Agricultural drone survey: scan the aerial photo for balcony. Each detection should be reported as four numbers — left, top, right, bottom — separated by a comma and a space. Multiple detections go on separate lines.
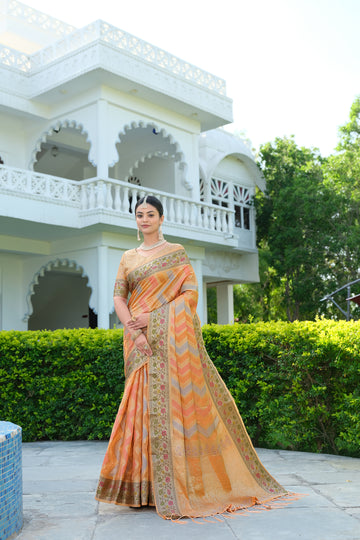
0, 19, 232, 130
0, 166, 243, 248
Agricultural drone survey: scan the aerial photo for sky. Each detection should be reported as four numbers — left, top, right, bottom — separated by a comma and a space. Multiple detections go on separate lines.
21, 0, 360, 156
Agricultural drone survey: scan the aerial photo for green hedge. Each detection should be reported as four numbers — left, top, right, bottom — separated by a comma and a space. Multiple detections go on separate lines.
1, 320, 359, 456
0, 329, 124, 441
203, 319, 360, 457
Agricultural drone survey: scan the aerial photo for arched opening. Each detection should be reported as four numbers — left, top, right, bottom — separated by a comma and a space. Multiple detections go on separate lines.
110, 123, 187, 193
33, 124, 96, 181
199, 156, 254, 232
28, 265, 94, 330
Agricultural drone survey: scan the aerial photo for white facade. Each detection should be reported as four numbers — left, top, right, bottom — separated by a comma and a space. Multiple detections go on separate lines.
0, 0, 264, 330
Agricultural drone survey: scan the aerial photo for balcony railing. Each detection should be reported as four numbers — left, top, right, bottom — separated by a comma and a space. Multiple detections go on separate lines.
0, 17, 226, 95
0, 166, 234, 236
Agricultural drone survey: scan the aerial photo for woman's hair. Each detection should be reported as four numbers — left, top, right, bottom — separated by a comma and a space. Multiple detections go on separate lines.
135, 195, 164, 217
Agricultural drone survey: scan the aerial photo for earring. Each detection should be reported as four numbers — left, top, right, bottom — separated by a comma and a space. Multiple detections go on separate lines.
158, 224, 164, 241
137, 229, 141, 241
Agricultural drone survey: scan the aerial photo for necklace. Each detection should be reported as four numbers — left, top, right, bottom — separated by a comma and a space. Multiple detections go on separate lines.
139, 239, 166, 251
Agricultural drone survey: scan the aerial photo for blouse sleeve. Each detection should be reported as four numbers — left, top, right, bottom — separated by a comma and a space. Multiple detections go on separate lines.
113, 254, 129, 299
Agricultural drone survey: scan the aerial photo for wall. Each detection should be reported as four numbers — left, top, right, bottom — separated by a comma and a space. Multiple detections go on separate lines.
0, 112, 27, 167
214, 155, 253, 186
0, 254, 27, 330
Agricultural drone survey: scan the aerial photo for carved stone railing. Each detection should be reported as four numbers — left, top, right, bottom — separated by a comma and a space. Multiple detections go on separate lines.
6, 0, 75, 37
0, 166, 81, 203
0, 167, 234, 236
0, 17, 226, 95
0, 46, 31, 72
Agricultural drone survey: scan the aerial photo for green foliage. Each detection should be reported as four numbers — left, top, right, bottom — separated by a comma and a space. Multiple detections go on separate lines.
1, 322, 359, 457
234, 247, 288, 323
202, 319, 360, 457
322, 95, 360, 288
241, 97, 360, 323
255, 136, 339, 321
206, 286, 217, 324
0, 328, 124, 442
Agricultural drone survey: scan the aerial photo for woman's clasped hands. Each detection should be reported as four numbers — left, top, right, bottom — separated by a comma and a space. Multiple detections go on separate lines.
127, 312, 149, 331
127, 313, 152, 356
134, 332, 152, 356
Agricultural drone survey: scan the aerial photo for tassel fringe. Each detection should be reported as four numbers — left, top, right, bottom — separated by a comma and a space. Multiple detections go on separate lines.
167, 491, 306, 525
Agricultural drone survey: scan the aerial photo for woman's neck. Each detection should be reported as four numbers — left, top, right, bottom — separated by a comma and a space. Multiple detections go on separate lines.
141, 234, 161, 247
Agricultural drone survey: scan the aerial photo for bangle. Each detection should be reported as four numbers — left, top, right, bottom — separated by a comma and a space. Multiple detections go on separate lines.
130, 329, 142, 341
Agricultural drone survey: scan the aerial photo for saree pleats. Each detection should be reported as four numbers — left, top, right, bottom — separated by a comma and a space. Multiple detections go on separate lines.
96, 244, 289, 519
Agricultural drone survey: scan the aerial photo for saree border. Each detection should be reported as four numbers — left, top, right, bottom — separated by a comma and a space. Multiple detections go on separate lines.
147, 303, 180, 518
127, 248, 189, 292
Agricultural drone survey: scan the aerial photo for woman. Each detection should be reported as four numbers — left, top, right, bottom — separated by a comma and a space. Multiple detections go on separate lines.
95, 195, 290, 520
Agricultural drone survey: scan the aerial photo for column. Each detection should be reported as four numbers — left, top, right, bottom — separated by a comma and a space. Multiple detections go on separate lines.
97, 245, 109, 328
216, 283, 234, 325
96, 99, 109, 178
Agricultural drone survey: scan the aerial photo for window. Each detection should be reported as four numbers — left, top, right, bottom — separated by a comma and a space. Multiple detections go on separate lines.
210, 178, 229, 208
199, 177, 252, 231
233, 185, 251, 230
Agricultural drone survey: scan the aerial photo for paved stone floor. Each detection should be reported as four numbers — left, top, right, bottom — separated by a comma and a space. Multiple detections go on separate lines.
13, 440, 360, 540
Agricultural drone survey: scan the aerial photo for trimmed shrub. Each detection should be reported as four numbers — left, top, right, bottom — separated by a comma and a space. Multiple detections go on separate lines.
203, 319, 360, 456
1, 320, 359, 456
0, 329, 124, 441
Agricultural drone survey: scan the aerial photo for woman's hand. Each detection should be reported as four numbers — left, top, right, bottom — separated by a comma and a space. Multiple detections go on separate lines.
134, 333, 152, 356
127, 313, 149, 330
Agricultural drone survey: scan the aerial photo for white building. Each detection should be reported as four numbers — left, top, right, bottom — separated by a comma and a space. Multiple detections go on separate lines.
0, 0, 265, 331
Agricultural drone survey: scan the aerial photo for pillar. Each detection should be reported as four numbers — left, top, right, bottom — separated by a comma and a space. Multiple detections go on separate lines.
216, 283, 234, 325
95, 99, 109, 178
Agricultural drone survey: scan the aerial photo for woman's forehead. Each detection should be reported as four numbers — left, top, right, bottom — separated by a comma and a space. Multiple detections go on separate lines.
135, 203, 158, 214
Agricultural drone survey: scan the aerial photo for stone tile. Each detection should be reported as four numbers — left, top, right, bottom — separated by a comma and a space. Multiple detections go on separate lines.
98, 502, 151, 516
225, 506, 360, 540
279, 485, 335, 508
16, 516, 97, 540
16, 442, 360, 540
23, 465, 99, 482
313, 482, 360, 508
300, 470, 360, 485
23, 492, 97, 518
93, 512, 236, 540
22, 479, 97, 494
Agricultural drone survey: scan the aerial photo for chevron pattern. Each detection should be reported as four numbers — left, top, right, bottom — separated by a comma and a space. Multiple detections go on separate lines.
97, 245, 288, 520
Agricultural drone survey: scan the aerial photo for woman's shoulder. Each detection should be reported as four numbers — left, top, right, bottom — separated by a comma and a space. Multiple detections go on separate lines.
122, 247, 138, 257
118, 248, 138, 265
167, 242, 185, 251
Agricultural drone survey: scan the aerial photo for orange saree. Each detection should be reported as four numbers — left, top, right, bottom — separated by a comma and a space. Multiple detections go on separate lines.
95, 243, 289, 519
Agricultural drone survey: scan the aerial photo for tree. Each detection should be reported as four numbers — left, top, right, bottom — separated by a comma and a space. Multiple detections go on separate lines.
233, 246, 287, 322
254, 136, 338, 321
322, 96, 360, 291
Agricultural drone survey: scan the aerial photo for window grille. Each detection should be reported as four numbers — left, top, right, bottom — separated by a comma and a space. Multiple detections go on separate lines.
233, 185, 251, 229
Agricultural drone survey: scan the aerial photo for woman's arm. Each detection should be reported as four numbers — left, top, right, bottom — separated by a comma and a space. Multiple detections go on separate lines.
114, 296, 152, 356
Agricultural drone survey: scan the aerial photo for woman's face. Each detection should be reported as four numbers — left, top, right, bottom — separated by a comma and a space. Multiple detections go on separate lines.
135, 203, 164, 235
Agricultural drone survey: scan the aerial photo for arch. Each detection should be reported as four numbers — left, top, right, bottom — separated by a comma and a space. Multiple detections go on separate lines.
112, 121, 191, 190
29, 119, 94, 170
23, 258, 94, 321
199, 129, 265, 192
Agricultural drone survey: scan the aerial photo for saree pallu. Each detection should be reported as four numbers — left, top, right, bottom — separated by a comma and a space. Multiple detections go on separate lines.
96, 244, 288, 519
